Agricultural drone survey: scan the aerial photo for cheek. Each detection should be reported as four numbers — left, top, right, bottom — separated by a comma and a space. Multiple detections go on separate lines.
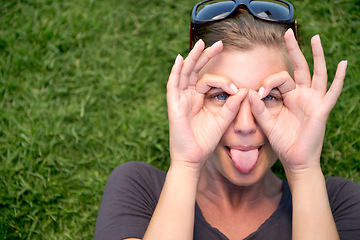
208, 147, 232, 176
264, 102, 284, 116
204, 99, 224, 113
260, 143, 278, 166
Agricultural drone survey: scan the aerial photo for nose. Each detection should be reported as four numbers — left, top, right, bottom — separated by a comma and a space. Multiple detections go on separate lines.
233, 96, 257, 135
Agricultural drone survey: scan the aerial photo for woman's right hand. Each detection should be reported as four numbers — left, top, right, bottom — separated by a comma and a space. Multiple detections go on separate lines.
166, 40, 247, 171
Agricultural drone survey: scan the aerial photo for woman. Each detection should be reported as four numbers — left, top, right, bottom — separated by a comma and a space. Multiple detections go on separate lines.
95, 0, 360, 239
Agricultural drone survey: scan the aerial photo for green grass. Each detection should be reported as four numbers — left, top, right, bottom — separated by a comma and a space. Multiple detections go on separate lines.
0, 0, 359, 239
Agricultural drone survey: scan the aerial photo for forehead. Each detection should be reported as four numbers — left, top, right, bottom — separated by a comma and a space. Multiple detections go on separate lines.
200, 46, 288, 90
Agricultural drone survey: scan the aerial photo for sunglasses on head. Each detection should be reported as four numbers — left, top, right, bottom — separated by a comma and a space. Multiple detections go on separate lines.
190, 0, 296, 48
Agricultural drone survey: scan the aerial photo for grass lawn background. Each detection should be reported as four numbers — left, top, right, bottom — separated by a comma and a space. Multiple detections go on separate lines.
0, 0, 359, 239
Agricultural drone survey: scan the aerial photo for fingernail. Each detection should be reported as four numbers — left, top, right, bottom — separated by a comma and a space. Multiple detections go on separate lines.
212, 40, 222, 47
175, 54, 182, 64
230, 83, 238, 94
194, 39, 204, 48
343, 60, 348, 68
249, 89, 253, 104
286, 28, 294, 35
258, 87, 265, 98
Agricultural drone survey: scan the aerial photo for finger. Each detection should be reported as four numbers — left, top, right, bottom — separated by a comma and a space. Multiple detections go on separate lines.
167, 54, 184, 104
311, 35, 328, 95
178, 39, 205, 90
323, 60, 347, 113
188, 40, 224, 86
214, 88, 248, 132
249, 89, 276, 137
195, 73, 238, 95
258, 71, 295, 99
284, 29, 311, 88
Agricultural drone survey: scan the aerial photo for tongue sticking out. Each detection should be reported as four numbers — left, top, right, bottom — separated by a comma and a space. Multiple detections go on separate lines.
230, 148, 259, 174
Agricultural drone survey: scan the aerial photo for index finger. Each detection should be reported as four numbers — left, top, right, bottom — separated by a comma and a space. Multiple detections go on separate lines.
258, 71, 295, 99
188, 40, 224, 86
195, 73, 238, 95
284, 29, 311, 88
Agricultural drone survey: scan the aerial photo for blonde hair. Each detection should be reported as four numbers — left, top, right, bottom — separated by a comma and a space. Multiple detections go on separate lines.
191, 9, 294, 73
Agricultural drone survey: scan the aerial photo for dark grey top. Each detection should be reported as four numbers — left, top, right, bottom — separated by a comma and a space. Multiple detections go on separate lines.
94, 161, 360, 240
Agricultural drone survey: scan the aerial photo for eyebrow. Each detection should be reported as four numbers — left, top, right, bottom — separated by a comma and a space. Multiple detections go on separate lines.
207, 87, 225, 93
269, 87, 281, 94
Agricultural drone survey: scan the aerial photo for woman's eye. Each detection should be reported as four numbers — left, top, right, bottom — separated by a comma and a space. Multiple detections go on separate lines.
260, 90, 283, 114
205, 88, 230, 107
215, 93, 229, 101
262, 95, 276, 102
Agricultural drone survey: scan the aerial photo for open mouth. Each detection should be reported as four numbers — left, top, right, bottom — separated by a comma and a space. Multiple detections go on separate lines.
226, 146, 262, 174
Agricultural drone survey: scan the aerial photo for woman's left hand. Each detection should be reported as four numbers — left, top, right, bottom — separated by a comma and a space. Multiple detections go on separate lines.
249, 29, 347, 177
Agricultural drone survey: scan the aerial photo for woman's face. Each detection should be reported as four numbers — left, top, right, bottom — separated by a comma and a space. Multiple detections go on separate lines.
200, 46, 288, 186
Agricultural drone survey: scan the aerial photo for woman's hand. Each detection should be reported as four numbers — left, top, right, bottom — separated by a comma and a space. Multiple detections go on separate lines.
249, 29, 348, 177
167, 40, 247, 171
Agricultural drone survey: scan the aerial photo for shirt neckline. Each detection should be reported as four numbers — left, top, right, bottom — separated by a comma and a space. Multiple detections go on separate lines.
194, 179, 291, 240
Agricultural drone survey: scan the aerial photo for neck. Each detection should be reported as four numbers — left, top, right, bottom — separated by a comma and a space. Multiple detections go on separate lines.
196, 161, 283, 212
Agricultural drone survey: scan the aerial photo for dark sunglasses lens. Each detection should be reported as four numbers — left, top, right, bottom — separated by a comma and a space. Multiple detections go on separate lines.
249, 0, 290, 20
195, 0, 236, 21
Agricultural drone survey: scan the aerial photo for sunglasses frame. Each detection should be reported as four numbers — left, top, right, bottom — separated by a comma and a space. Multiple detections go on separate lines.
190, 0, 297, 49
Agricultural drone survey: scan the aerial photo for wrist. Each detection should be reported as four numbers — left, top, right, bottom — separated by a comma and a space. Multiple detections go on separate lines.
284, 164, 324, 190
169, 149, 207, 173
168, 160, 203, 183
283, 161, 323, 185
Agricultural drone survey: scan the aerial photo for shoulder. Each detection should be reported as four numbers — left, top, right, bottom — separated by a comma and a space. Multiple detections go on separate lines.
107, 161, 166, 195
325, 176, 360, 210
95, 162, 167, 240
325, 176, 360, 202
109, 161, 165, 180
325, 177, 360, 238
325, 176, 360, 188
